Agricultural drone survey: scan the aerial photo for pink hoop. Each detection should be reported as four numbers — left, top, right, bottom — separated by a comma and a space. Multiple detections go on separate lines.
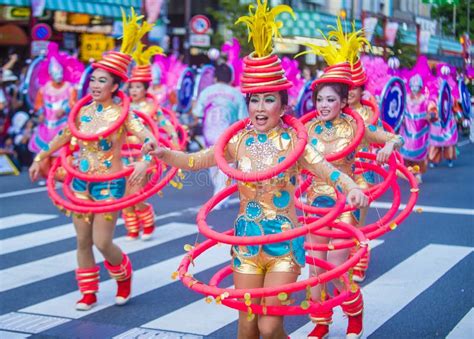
68, 91, 130, 141
214, 115, 308, 182
299, 107, 365, 162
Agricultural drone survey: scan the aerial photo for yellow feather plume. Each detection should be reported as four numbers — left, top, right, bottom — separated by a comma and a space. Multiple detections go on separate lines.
235, 0, 295, 58
296, 17, 370, 66
119, 7, 152, 55
132, 41, 164, 66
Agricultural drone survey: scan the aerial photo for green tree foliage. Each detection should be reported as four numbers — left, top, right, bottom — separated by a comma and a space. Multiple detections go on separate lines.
431, 0, 474, 38
207, 0, 252, 55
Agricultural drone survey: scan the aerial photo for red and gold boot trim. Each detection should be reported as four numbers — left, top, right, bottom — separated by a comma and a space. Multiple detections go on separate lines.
75, 266, 99, 311
104, 253, 132, 305
136, 204, 155, 241
123, 211, 140, 240
342, 289, 364, 338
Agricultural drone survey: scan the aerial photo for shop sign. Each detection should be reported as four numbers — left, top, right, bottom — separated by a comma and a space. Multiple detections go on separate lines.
31, 40, 50, 57
190, 33, 210, 47
80, 34, 115, 62
5, 6, 30, 20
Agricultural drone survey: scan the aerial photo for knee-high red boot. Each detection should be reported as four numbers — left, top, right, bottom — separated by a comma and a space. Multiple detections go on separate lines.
104, 253, 132, 305
341, 289, 364, 339
75, 266, 100, 311
136, 204, 155, 241
307, 309, 333, 339
123, 211, 140, 240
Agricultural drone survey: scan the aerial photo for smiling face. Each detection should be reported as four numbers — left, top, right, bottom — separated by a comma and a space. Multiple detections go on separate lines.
129, 82, 147, 102
89, 68, 118, 103
348, 86, 363, 106
248, 91, 285, 132
315, 85, 347, 121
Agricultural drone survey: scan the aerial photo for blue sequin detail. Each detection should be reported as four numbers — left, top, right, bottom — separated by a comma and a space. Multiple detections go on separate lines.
245, 201, 262, 220
99, 139, 112, 151
336, 185, 343, 193
330, 171, 341, 182
79, 159, 90, 172
352, 209, 361, 222
96, 104, 103, 112
311, 138, 318, 146
368, 124, 377, 132
144, 154, 152, 162
58, 129, 64, 135
144, 137, 150, 143
273, 190, 290, 209
278, 156, 286, 163
363, 171, 376, 184
245, 137, 255, 147
233, 256, 242, 268
281, 132, 290, 140
103, 160, 112, 169
277, 157, 286, 178
346, 150, 355, 161
315, 125, 323, 134
311, 195, 336, 208
351, 164, 356, 172
41, 144, 50, 151
377, 120, 383, 127
257, 134, 267, 143
290, 176, 296, 185
325, 121, 333, 129
233, 216, 261, 256
160, 120, 166, 126
80, 116, 92, 123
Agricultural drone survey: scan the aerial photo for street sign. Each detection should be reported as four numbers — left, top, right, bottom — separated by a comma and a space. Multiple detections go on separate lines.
189, 34, 210, 47
31, 23, 52, 41
190, 15, 211, 34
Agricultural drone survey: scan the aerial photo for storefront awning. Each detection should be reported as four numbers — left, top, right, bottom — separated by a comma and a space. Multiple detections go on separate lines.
0, 0, 142, 18
0, 23, 28, 45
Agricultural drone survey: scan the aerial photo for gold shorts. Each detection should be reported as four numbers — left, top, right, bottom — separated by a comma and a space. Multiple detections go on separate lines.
232, 251, 301, 275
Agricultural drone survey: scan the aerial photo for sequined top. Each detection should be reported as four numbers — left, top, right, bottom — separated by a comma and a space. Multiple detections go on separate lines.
306, 113, 403, 202
130, 98, 178, 146
161, 123, 359, 264
35, 101, 154, 176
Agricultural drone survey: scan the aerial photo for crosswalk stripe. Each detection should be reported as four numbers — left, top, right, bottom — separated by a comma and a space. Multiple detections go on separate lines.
0, 214, 58, 231
20, 244, 231, 320
0, 186, 49, 199
113, 328, 203, 339
290, 244, 473, 338
0, 222, 198, 293
446, 308, 474, 339
0, 330, 31, 338
370, 201, 474, 216
0, 222, 74, 255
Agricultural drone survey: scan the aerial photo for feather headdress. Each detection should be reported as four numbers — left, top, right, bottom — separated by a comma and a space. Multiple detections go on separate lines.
129, 42, 164, 83
236, 0, 295, 93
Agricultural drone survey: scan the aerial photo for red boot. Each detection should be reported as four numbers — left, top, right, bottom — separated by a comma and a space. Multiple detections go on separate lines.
136, 204, 155, 241
123, 211, 140, 240
353, 248, 370, 283
104, 253, 132, 305
341, 289, 364, 339
75, 266, 100, 311
308, 309, 333, 339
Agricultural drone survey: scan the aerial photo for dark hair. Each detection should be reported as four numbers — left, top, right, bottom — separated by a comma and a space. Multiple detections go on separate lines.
245, 90, 289, 106
215, 64, 232, 83
312, 83, 349, 104
130, 81, 149, 91
111, 74, 122, 97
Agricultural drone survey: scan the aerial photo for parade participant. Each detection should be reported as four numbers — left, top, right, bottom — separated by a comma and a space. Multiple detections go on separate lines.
123, 42, 178, 240
29, 9, 158, 311
428, 67, 458, 168
399, 74, 433, 183
28, 43, 82, 178
146, 2, 368, 337
301, 19, 403, 338
193, 63, 248, 208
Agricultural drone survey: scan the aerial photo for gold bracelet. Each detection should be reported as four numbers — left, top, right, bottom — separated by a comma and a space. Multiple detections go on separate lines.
34, 154, 43, 162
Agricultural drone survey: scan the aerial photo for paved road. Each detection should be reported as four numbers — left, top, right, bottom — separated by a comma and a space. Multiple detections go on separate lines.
0, 141, 473, 338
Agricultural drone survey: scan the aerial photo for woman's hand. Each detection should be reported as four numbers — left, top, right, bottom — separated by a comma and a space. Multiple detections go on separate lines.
29, 161, 41, 182
128, 161, 149, 187
147, 146, 167, 159
376, 143, 394, 164
347, 188, 369, 208
141, 139, 158, 155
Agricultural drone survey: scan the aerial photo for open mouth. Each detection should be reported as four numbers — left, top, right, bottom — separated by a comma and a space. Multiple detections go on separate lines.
91, 90, 101, 97
254, 114, 268, 125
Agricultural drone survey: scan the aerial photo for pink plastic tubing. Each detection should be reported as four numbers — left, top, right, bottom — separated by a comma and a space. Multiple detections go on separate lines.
299, 107, 365, 162
67, 91, 130, 141
178, 221, 367, 316
361, 98, 380, 126
47, 158, 178, 213
197, 183, 346, 245
295, 152, 397, 216
214, 115, 308, 182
